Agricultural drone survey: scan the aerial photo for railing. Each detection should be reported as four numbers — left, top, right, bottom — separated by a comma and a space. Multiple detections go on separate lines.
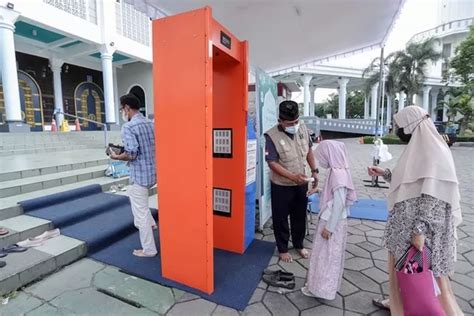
115, 1, 151, 46
302, 117, 383, 135
43, 0, 98, 24
409, 18, 473, 43
55, 111, 108, 148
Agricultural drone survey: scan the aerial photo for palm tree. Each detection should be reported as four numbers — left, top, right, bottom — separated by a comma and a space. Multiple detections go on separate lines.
389, 38, 442, 102
438, 87, 474, 134
364, 39, 441, 106
362, 54, 397, 125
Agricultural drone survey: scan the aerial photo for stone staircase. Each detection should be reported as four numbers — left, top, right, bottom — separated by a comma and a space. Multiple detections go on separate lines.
0, 132, 156, 296
0, 131, 121, 156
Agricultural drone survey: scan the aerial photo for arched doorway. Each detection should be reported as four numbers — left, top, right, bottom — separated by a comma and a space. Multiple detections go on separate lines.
0, 70, 44, 131
129, 85, 146, 117
74, 82, 105, 130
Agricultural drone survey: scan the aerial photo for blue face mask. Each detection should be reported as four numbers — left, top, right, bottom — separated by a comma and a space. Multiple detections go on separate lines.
285, 123, 300, 135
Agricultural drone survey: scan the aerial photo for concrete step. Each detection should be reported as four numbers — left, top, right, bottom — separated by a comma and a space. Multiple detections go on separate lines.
0, 145, 101, 156
0, 188, 157, 248
0, 141, 101, 151
0, 188, 157, 296
0, 176, 130, 221
0, 158, 109, 183
0, 235, 86, 296
0, 215, 53, 249
0, 131, 121, 145
0, 165, 111, 198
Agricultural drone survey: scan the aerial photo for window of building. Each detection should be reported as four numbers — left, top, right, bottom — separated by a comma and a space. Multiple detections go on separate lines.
442, 43, 452, 59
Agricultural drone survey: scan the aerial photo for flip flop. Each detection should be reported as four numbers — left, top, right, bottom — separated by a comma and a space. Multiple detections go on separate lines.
372, 298, 390, 310
0, 244, 28, 255
30, 228, 60, 242
262, 274, 295, 289
0, 228, 9, 236
17, 238, 44, 248
0, 261, 6, 268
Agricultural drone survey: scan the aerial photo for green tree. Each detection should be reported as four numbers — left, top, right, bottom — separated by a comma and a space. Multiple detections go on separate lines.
449, 26, 474, 85
320, 90, 365, 119
314, 103, 326, 117
391, 38, 441, 102
323, 93, 339, 118
438, 87, 474, 134
364, 39, 441, 104
346, 90, 365, 118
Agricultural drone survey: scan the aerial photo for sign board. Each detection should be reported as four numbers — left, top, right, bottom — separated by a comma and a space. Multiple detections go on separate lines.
255, 68, 278, 230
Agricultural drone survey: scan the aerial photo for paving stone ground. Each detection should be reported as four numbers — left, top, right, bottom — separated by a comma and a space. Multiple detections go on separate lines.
2, 140, 473, 315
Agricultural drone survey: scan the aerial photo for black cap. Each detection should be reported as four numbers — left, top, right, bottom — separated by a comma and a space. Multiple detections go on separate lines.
279, 100, 299, 121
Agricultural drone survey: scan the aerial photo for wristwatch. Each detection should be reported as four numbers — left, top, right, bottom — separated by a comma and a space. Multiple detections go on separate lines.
413, 223, 424, 235
311, 168, 319, 174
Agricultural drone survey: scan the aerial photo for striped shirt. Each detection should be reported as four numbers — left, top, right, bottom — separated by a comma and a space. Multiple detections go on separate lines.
121, 113, 156, 188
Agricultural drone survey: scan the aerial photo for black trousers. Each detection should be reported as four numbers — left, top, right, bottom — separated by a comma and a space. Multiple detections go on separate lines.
270, 182, 308, 253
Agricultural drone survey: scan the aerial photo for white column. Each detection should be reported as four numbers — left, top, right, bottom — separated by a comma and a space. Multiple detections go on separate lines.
337, 78, 349, 119
399, 91, 406, 111
99, 44, 117, 125
430, 88, 440, 119
50, 58, 64, 127
0, 6, 28, 132
442, 89, 449, 122
370, 83, 378, 119
113, 66, 120, 124
364, 97, 369, 119
302, 74, 312, 117
422, 86, 431, 112
309, 85, 316, 117
386, 95, 392, 126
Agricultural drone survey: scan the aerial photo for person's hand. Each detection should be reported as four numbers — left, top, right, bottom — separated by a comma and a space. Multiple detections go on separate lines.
291, 173, 308, 185
367, 166, 385, 177
321, 228, 331, 240
306, 187, 319, 197
109, 150, 119, 160
411, 234, 425, 251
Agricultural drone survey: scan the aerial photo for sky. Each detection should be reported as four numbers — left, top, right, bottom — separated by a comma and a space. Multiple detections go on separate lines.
293, 0, 440, 104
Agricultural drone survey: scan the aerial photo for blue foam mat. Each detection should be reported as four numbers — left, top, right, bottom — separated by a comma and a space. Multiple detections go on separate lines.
308, 194, 388, 221
19, 185, 275, 310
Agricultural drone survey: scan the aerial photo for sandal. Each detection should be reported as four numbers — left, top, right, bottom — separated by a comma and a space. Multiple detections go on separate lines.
301, 286, 317, 298
0, 228, 8, 236
372, 298, 390, 310
30, 228, 60, 241
262, 274, 295, 289
0, 244, 28, 256
263, 269, 294, 281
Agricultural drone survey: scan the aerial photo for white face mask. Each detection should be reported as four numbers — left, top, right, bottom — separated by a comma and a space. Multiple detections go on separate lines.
121, 109, 129, 122
285, 123, 300, 135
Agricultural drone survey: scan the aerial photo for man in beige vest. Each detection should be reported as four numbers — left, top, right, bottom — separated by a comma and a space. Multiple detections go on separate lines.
265, 100, 319, 263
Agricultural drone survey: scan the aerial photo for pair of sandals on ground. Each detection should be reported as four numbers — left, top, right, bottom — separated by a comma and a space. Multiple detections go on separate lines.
0, 228, 24, 268
0, 228, 62, 268
0, 244, 28, 268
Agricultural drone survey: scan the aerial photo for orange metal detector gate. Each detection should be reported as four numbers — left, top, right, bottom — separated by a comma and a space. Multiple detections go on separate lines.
153, 7, 249, 294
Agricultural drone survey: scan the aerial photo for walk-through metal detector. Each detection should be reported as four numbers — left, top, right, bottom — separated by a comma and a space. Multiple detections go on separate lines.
153, 7, 251, 294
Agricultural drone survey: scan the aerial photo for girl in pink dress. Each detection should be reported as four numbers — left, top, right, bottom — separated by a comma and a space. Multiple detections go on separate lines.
302, 140, 357, 300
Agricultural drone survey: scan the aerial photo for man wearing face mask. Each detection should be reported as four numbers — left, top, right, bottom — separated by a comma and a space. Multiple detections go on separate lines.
109, 94, 157, 257
264, 100, 319, 263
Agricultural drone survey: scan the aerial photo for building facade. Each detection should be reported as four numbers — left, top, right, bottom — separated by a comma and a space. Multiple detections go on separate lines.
0, 0, 155, 132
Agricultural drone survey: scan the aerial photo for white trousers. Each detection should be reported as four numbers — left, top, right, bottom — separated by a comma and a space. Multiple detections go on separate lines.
129, 183, 157, 255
